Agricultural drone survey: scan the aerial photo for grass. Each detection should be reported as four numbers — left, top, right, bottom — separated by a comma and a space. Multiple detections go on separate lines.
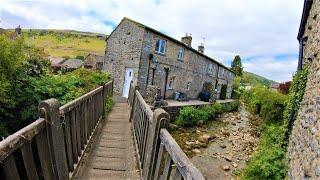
21, 29, 106, 57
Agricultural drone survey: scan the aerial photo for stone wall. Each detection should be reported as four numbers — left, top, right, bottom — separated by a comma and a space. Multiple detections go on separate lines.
288, 1, 320, 179
104, 19, 145, 96
138, 29, 234, 99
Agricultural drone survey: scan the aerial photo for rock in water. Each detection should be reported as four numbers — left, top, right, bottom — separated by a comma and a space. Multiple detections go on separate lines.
225, 155, 232, 162
222, 165, 230, 171
192, 149, 201, 154
232, 162, 238, 168
220, 144, 227, 148
198, 134, 211, 143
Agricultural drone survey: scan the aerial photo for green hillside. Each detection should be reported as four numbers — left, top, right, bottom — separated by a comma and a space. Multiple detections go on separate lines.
242, 71, 277, 87
16, 29, 107, 58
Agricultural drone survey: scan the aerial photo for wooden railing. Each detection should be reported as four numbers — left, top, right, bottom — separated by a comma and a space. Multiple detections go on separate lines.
130, 89, 205, 180
0, 81, 113, 180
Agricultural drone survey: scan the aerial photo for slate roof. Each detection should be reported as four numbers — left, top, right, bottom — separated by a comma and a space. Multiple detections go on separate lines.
297, 0, 313, 39
107, 17, 233, 72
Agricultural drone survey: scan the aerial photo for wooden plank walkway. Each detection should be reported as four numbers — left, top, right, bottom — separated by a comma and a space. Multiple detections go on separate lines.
75, 102, 140, 180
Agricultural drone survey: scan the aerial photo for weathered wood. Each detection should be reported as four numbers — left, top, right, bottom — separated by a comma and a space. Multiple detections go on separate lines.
21, 141, 39, 180
173, 169, 183, 180
39, 98, 68, 180
63, 112, 74, 171
154, 143, 164, 179
0, 118, 45, 161
159, 129, 205, 180
160, 155, 173, 180
75, 105, 82, 155
59, 86, 103, 114
70, 109, 78, 163
135, 90, 153, 121
3, 154, 20, 180
143, 108, 170, 180
84, 100, 88, 141
35, 130, 55, 180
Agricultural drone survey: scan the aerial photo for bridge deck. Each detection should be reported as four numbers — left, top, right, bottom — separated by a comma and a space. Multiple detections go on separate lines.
75, 102, 140, 180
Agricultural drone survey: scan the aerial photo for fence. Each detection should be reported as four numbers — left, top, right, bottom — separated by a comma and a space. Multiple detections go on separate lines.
0, 81, 113, 180
130, 89, 205, 180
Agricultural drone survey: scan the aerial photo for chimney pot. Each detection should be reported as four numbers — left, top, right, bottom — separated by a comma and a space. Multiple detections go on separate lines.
198, 44, 204, 53
181, 33, 192, 47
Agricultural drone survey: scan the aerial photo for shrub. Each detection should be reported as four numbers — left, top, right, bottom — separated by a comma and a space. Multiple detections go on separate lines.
75, 55, 85, 60
242, 125, 287, 180
105, 97, 114, 114
176, 107, 201, 127
176, 101, 240, 127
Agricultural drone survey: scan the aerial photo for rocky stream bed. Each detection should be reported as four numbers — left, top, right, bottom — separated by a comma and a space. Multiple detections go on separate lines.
170, 105, 262, 180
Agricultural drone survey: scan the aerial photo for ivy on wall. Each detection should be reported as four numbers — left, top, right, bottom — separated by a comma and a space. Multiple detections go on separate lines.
283, 65, 309, 144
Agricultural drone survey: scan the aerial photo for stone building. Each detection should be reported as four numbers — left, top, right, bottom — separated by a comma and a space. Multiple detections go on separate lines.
288, 0, 320, 179
104, 17, 234, 99
84, 53, 104, 71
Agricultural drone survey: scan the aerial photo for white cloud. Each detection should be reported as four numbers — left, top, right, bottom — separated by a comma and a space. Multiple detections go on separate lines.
0, 0, 304, 81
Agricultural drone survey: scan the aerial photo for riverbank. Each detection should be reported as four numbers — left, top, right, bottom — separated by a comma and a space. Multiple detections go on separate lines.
170, 104, 261, 179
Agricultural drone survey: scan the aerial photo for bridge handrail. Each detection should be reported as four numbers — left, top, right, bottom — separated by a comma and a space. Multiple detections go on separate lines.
0, 81, 113, 180
129, 88, 204, 180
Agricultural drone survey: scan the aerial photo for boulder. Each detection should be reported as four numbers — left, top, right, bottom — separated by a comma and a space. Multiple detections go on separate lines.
192, 149, 201, 154
198, 134, 211, 143
222, 165, 230, 171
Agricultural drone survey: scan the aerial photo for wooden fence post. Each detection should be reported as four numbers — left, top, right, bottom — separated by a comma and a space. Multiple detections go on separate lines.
39, 98, 68, 180
142, 108, 170, 180
129, 86, 139, 122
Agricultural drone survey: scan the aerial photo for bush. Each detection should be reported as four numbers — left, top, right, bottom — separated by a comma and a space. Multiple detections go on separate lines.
242, 125, 287, 180
105, 97, 114, 114
241, 86, 287, 124
176, 101, 240, 127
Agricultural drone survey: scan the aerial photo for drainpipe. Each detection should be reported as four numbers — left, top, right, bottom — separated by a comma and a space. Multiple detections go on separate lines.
297, 38, 303, 71
163, 67, 169, 100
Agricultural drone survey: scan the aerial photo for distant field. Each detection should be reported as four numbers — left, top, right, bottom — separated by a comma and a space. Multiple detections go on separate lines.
21, 29, 107, 58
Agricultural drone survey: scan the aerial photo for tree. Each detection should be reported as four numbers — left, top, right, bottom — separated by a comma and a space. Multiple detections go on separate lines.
231, 55, 243, 77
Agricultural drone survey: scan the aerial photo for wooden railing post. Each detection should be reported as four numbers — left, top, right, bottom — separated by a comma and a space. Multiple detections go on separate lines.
39, 98, 68, 180
142, 108, 170, 180
129, 86, 139, 122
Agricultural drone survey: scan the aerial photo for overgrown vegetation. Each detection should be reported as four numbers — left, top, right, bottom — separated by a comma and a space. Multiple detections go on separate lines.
176, 101, 240, 127
241, 66, 309, 180
0, 34, 110, 137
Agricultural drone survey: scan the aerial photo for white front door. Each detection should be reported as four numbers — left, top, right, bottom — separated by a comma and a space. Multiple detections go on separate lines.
122, 68, 134, 98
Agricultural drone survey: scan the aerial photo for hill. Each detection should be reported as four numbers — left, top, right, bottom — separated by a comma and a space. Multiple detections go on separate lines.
19, 29, 107, 58
242, 71, 277, 87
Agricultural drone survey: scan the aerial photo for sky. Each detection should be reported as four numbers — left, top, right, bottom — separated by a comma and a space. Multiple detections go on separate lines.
0, 0, 304, 82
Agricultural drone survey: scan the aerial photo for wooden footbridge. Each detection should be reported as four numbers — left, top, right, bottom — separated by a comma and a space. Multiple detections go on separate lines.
0, 81, 204, 180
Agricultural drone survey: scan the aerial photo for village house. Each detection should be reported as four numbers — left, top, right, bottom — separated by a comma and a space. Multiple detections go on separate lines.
288, 0, 320, 179
84, 53, 104, 71
104, 17, 234, 99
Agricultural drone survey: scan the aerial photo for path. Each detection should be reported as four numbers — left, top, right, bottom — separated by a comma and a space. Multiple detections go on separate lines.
75, 102, 140, 180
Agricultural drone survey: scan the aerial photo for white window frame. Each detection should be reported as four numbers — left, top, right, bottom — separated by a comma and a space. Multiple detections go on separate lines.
168, 76, 175, 90
177, 47, 184, 61
187, 82, 191, 90
155, 39, 166, 54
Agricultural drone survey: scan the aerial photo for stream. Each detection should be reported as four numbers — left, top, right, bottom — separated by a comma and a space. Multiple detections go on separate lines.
170, 104, 261, 179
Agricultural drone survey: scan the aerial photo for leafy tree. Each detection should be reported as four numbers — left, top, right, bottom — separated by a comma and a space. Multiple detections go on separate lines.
231, 55, 244, 77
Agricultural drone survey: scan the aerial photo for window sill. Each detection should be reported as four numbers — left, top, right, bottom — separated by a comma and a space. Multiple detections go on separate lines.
155, 51, 166, 56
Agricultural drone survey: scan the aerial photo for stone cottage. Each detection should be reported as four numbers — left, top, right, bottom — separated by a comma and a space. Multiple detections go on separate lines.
84, 53, 104, 71
288, 0, 320, 179
104, 17, 234, 99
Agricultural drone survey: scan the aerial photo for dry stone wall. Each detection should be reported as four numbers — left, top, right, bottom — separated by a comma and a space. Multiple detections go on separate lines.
288, 1, 320, 179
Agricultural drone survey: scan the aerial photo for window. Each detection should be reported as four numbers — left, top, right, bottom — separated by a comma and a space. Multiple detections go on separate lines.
187, 82, 191, 90
155, 39, 166, 54
168, 77, 175, 89
207, 64, 213, 74
177, 47, 184, 61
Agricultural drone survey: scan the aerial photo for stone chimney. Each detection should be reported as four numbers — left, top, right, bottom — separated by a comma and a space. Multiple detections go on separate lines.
181, 33, 192, 47
198, 43, 204, 53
